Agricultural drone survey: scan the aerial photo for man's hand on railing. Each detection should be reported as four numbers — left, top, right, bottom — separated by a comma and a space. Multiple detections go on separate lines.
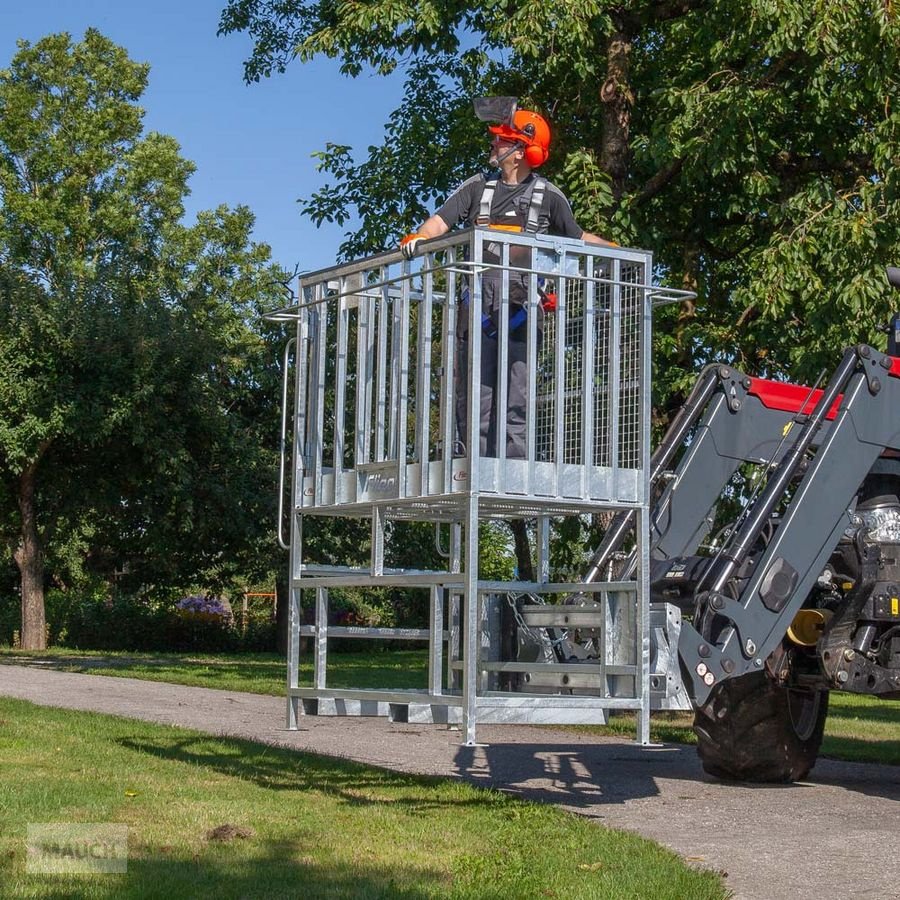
400, 232, 427, 259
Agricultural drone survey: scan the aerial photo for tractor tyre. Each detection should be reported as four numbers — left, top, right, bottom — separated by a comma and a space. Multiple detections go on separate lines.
693, 672, 828, 783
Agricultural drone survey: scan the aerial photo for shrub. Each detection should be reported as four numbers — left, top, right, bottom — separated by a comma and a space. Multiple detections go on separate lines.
0, 589, 278, 653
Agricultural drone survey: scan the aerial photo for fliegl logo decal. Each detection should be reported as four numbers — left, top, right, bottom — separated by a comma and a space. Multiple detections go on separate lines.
366, 472, 397, 492
453, 469, 468, 482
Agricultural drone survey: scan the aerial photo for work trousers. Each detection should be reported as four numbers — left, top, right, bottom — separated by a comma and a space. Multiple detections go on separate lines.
454, 271, 540, 459
455, 333, 529, 459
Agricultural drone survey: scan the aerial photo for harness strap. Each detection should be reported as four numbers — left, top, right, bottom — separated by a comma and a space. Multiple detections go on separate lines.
525, 178, 545, 234
475, 175, 545, 232
476, 176, 497, 226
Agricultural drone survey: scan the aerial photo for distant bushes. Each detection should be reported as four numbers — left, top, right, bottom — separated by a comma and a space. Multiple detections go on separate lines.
0, 590, 277, 653
0, 583, 438, 654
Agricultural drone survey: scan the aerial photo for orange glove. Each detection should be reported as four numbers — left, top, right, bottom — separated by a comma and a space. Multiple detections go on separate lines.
400, 232, 427, 259
540, 291, 558, 313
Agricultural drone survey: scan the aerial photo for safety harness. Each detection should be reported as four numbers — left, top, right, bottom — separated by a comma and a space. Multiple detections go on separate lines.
467, 175, 552, 338
475, 174, 546, 233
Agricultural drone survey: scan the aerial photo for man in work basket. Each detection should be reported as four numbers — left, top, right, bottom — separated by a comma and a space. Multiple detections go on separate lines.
400, 97, 616, 460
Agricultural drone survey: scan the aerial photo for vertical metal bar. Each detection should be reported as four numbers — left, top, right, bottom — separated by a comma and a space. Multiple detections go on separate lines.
375, 285, 389, 461
397, 266, 411, 493
429, 585, 444, 697
363, 289, 376, 464
462, 498, 480, 745
312, 302, 328, 505
286, 298, 308, 728
355, 285, 371, 466
277, 338, 296, 550
634, 251, 653, 743
582, 255, 596, 498
416, 259, 434, 486
526, 248, 539, 493
389, 282, 403, 461
536, 516, 550, 584
315, 586, 328, 690
554, 257, 566, 496
496, 242, 510, 475
295, 305, 310, 505
609, 258, 622, 498
449, 521, 463, 692
371, 505, 385, 576
461, 231, 482, 745
286, 589, 301, 729
449, 590, 462, 692
440, 246, 457, 491
468, 233, 483, 476
641, 253, 653, 508
636, 505, 651, 744
333, 288, 349, 501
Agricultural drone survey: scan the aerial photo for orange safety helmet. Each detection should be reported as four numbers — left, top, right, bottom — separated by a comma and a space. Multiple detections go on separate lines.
488, 109, 551, 168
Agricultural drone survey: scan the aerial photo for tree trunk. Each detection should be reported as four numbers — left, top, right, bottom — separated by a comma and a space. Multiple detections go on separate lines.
13, 463, 46, 650
509, 519, 535, 583
600, 20, 635, 205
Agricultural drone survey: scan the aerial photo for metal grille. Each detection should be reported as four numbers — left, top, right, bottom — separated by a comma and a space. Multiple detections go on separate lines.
594, 266, 612, 467
618, 263, 644, 470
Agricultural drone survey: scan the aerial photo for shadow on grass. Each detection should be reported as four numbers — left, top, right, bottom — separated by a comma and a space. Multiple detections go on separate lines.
116, 733, 499, 817
18, 841, 438, 900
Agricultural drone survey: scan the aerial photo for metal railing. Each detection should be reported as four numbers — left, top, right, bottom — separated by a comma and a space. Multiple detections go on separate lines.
269, 229, 676, 517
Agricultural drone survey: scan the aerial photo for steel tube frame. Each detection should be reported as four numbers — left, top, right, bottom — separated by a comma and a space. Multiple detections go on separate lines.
272, 229, 662, 743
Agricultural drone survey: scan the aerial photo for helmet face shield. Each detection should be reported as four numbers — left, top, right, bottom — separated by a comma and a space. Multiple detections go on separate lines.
473, 96, 517, 126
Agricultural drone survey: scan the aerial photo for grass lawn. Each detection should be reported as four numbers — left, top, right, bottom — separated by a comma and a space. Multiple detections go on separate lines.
0, 697, 727, 899
2, 646, 898, 766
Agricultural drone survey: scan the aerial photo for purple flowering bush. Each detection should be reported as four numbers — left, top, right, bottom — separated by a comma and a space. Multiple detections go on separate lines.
176, 594, 233, 624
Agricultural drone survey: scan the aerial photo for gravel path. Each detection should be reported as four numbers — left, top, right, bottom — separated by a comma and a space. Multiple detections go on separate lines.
1, 664, 897, 900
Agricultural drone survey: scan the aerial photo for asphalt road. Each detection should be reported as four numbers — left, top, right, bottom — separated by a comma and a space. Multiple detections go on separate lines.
1, 665, 897, 900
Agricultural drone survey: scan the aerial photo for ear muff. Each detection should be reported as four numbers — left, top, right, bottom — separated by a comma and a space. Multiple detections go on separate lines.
516, 115, 549, 167
524, 143, 548, 167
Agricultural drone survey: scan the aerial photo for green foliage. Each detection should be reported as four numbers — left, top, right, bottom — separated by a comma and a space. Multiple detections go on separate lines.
0, 30, 291, 623
222, 0, 900, 395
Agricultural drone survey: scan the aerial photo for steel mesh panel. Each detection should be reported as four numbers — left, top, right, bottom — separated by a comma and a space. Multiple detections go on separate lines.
593, 275, 612, 467
562, 277, 586, 464
535, 310, 556, 462
618, 263, 644, 469
290, 232, 653, 513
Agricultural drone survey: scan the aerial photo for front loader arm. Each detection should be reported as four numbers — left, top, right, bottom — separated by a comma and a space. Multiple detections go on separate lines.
588, 363, 835, 581
680, 346, 900, 705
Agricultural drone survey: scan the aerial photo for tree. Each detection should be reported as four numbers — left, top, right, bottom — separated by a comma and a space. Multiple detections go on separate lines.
0, 31, 287, 648
219, 1, 900, 400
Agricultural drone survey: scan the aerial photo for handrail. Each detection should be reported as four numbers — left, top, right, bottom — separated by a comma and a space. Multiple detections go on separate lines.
262, 228, 696, 321
277, 337, 296, 550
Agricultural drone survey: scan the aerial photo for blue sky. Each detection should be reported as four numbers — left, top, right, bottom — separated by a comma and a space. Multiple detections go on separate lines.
0, 1, 406, 273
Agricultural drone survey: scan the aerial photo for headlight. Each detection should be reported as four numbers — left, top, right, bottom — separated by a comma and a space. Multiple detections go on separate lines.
852, 505, 900, 542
